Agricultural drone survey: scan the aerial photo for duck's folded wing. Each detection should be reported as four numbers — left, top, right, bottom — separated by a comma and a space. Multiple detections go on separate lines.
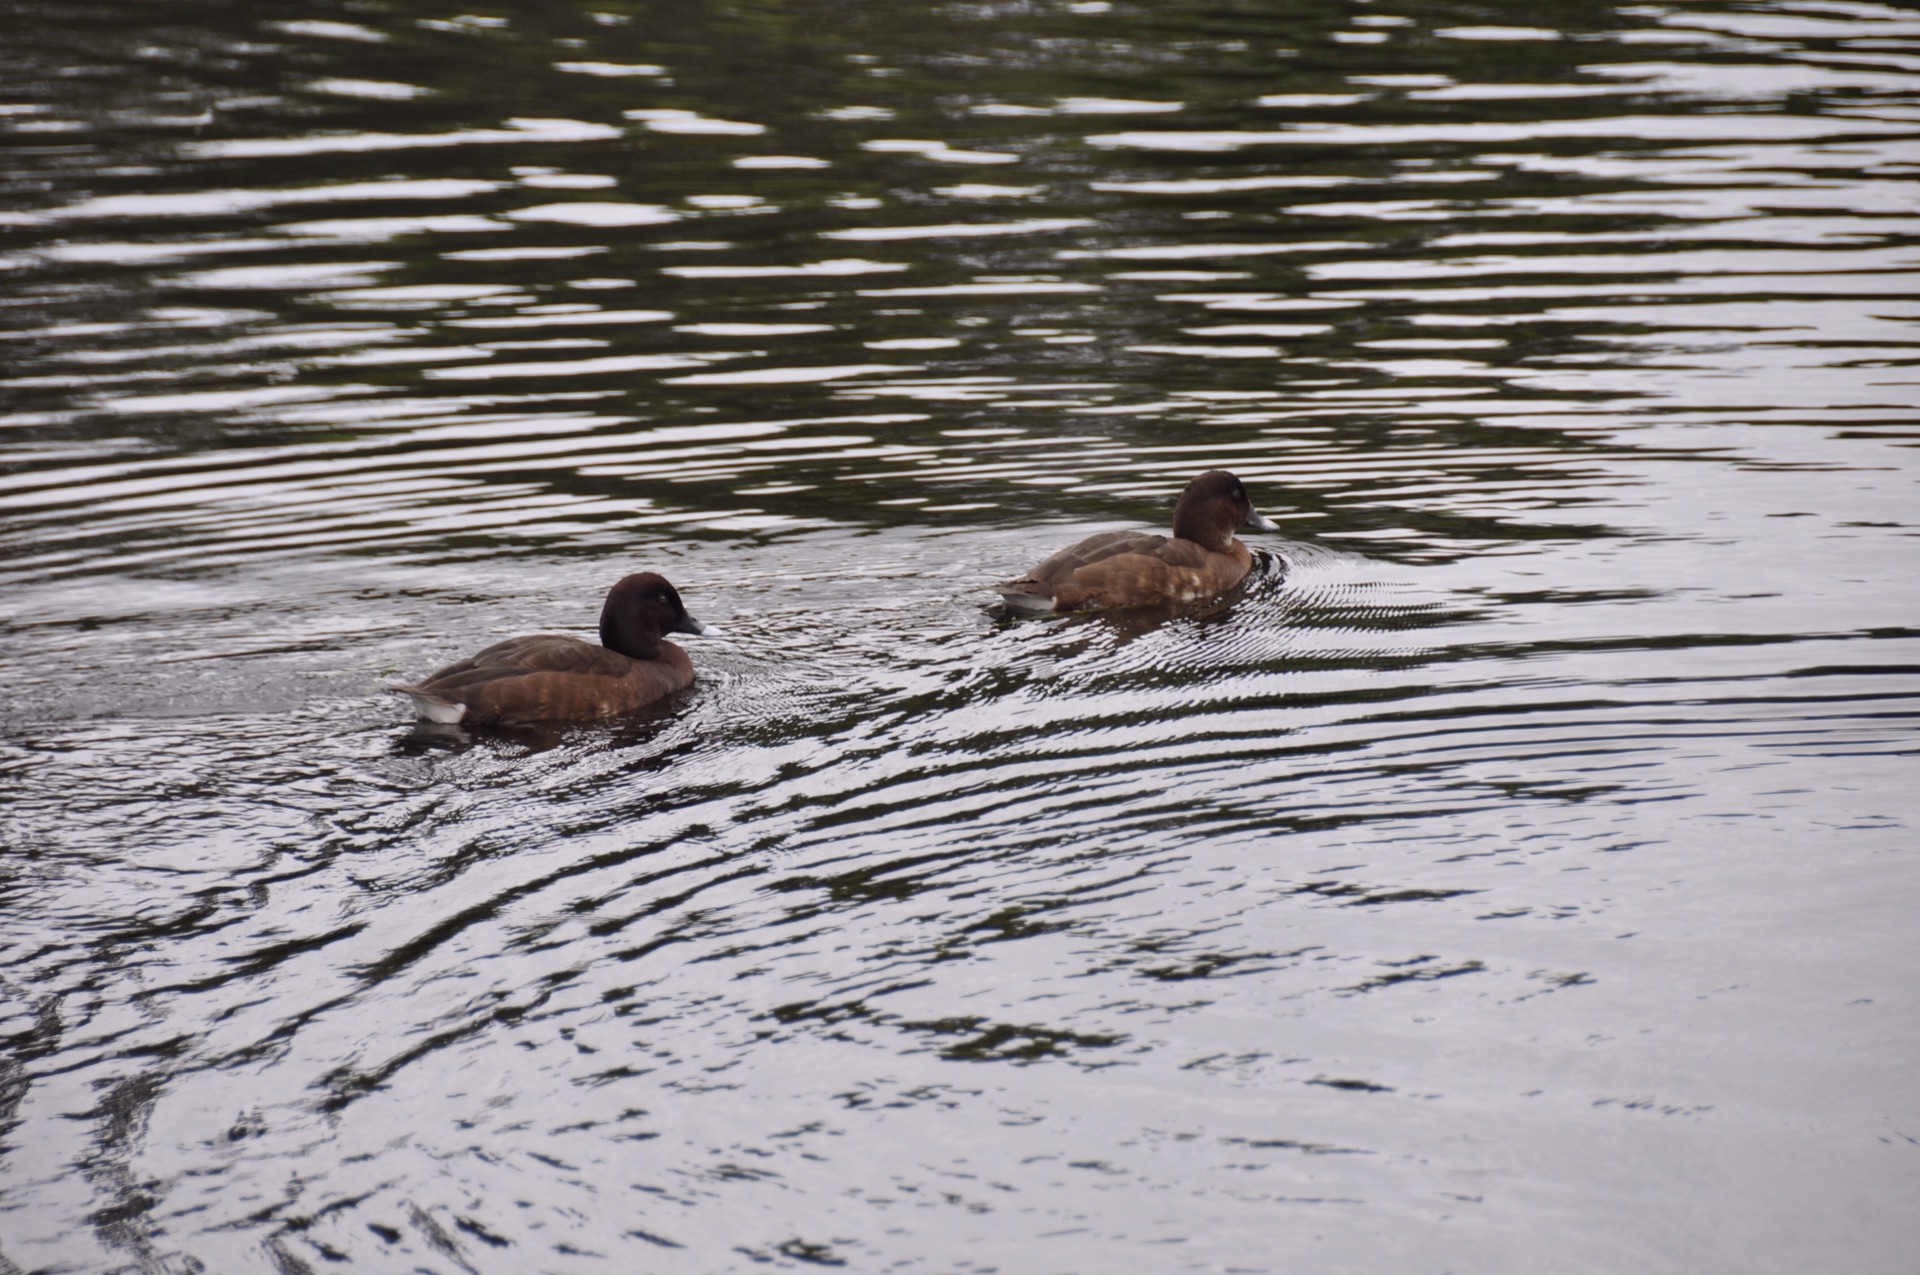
1143, 537, 1214, 570
417, 635, 629, 694
479, 635, 631, 674
1025, 538, 1233, 608
1053, 552, 1206, 604
1016, 530, 1169, 585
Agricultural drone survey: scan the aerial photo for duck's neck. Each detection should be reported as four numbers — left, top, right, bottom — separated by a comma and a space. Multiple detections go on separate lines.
1172, 504, 1236, 552
601, 616, 663, 661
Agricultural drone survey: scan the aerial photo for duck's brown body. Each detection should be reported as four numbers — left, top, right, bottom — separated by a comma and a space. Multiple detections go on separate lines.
998, 529, 1253, 613
395, 634, 694, 726
392, 572, 704, 726
996, 470, 1276, 613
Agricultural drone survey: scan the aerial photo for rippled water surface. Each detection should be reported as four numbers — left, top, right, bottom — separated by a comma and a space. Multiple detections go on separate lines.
3, 1, 1919, 1271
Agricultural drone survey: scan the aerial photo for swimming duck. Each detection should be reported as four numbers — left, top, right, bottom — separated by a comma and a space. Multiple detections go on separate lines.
392, 572, 705, 726
996, 470, 1278, 613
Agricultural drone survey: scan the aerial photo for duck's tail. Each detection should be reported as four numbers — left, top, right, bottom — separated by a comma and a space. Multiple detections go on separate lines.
994, 579, 1059, 614
389, 684, 467, 724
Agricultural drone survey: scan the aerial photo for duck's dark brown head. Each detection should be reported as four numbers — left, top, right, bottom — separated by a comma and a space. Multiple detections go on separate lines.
600, 572, 705, 660
1171, 470, 1278, 551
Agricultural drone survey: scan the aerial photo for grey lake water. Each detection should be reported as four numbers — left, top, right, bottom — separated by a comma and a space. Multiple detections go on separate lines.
2, 1, 1919, 1271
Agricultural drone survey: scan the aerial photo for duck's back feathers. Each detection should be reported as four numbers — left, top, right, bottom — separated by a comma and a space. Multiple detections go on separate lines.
424, 633, 642, 689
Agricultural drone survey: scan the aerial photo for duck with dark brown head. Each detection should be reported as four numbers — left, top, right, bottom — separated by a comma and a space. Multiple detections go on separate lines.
996, 470, 1278, 614
392, 572, 706, 726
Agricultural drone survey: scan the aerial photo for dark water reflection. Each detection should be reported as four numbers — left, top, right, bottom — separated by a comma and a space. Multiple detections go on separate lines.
4, 1, 1919, 1272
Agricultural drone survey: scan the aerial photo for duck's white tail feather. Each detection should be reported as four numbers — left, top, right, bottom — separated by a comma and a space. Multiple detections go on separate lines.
390, 686, 467, 724
995, 589, 1059, 614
